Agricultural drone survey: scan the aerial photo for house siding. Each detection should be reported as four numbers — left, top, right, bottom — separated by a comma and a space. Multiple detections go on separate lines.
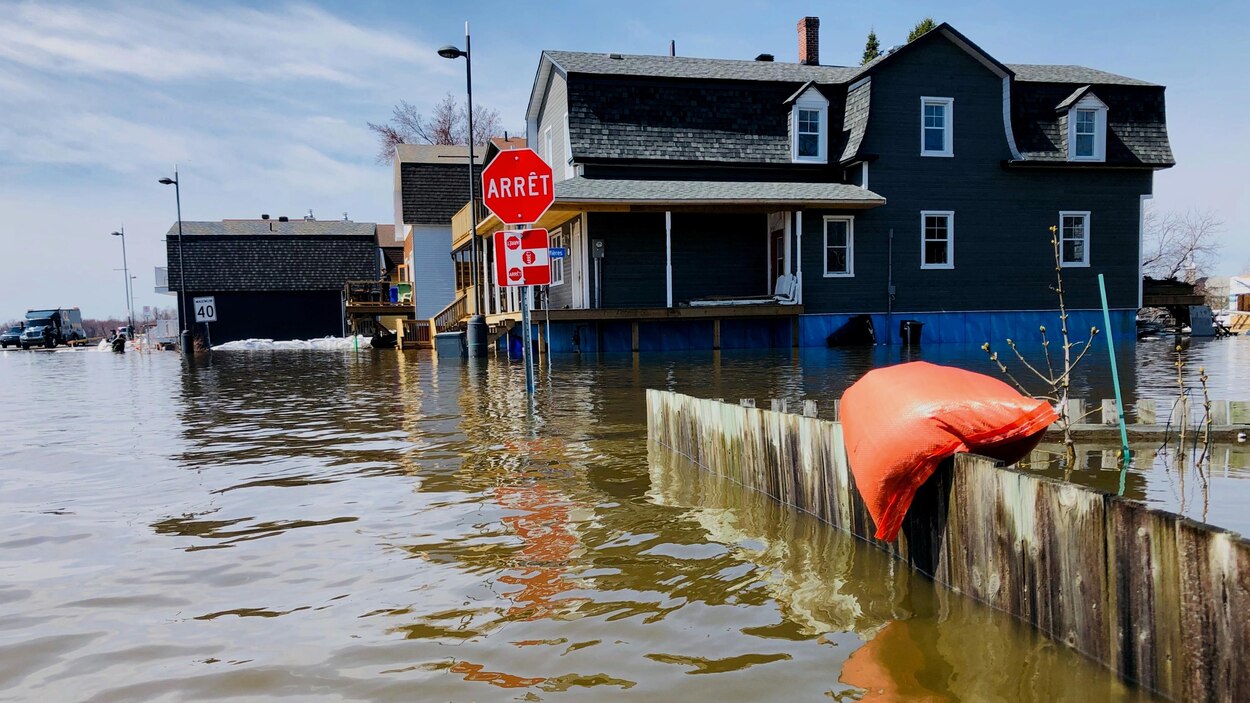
536, 71, 570, 179
184, 290, 344, 345
801, 37, 1151, 316
410, 224, 455, 318
547, 220, 574, 310
670, 213, 769, 303
587, 212, 666, 308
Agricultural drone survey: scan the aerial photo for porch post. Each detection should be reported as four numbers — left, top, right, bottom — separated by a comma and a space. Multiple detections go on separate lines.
795, 210, 803, 304
665, 211, 673, 308
480, 233, 489, 315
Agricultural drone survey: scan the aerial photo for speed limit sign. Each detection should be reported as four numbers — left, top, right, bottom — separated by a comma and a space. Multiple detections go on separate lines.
193, 296, 217, 322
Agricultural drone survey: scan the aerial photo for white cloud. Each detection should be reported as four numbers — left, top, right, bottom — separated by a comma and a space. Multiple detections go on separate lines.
0, 1, 450, 87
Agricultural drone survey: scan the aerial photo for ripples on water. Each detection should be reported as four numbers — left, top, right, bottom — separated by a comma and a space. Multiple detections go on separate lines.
5, 339, 1245, 701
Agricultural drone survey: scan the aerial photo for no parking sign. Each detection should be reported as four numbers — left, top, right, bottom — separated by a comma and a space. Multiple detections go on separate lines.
493, 229, 550, 287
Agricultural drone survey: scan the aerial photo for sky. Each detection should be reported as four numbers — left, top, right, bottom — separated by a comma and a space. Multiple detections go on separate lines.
1, 0, 1247, 322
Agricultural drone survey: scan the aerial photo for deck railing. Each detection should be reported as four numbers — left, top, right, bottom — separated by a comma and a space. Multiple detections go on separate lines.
400, 319, 432, 348
451, 199, 485, 249
431, 289, 470, 334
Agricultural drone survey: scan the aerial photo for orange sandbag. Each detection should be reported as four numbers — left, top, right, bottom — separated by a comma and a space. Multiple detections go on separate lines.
840, 361, 1057, 541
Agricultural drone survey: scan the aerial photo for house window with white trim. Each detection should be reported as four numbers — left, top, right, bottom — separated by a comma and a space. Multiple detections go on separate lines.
790, 86, 829, 163
543, 125, 554, 167
921, 97, 953, 157
921, 211, 954, 268
1068, 95, 1107, 161
550, 231, 565, 285
1060, 211, 1090, 267
823, 217, 854, 277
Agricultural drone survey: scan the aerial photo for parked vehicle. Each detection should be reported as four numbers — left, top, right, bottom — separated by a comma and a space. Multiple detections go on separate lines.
20, 308, 85, 349
0, 324, 23, 348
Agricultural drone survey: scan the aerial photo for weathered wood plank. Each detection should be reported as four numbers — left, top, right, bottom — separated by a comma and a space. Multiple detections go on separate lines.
646, 389, 1250, 702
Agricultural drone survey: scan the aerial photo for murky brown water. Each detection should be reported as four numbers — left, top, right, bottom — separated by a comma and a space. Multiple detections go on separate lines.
3, 339, 1245, 701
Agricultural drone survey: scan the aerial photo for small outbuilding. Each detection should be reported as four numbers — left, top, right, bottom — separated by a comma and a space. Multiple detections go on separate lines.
164, 217, 380, 345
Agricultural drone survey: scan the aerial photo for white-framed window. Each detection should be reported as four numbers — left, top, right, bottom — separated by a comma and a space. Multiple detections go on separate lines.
1059, 211, 1090, 267
823, 216, 854, 277
920, 97, 954, 157
543, 125, 554, 167
921, 211, 954, 269
563, 112, 573, 180
1067, 95, 1107, 162
790, 87, 829, 163
550, 231, 565, 285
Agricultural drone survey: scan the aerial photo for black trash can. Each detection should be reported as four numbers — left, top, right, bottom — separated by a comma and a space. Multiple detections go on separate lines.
465, 315, 489, 358
899, 320, 924, 346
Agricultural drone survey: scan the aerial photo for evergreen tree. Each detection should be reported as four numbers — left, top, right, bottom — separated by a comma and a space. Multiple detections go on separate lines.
908, 17, 937, 42
861, 29, 881, 65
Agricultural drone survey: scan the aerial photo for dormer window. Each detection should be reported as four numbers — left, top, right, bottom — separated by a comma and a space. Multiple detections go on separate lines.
1066, 93, 1107, 162
788, 82, 828, 163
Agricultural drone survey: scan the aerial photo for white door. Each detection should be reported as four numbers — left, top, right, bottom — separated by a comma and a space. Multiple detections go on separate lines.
570, 217, 586, 308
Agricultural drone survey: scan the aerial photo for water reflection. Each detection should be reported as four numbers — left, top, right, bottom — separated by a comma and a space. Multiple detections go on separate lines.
649, 446, 1157, 702
3, 340, 1244, 701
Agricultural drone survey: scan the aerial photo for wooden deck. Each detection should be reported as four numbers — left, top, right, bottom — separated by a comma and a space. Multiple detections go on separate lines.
486, 303, 802, 325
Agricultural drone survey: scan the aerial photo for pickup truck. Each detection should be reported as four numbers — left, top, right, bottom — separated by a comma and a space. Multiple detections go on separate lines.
21, 308, 85, 349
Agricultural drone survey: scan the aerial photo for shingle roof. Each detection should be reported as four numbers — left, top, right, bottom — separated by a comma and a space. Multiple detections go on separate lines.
395, 144, 481, 165
545, 50, 859, 83
553, 177, 884, 205
169, 220, 377, 237
1012, 84, 1173, 165
1006, 64, 1158, 86
400, 162, 481, 226
839, 79, 871, 163
568, 77, 807, 163
166, 235, 378, 292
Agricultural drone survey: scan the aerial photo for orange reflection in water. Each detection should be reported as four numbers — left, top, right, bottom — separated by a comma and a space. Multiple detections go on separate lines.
839, 620, 951, 702
449, 660, 546, 688
494, 481, 580, 621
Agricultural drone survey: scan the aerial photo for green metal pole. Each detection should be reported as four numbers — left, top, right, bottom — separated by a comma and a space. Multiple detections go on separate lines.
1097, 273, 1131, 491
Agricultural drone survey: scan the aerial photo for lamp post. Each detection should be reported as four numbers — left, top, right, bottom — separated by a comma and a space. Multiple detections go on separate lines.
158, 171, 190, 354
439, 23, 488, 357
110, 227, 134, 336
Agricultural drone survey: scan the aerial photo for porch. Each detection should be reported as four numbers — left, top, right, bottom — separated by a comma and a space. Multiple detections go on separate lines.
455, 176, 884, 318
487, 302, 805, 353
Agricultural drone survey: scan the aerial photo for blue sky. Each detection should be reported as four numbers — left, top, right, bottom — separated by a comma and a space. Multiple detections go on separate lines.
1, 0, 1246, 321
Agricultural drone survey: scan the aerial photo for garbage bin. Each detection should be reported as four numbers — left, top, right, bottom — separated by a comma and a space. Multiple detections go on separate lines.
389, 286, 399, 303
899, 320, 924, 346
434, 331, 465, 358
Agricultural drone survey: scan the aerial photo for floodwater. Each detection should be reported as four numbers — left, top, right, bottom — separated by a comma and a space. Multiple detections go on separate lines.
4, 338, 1246, 702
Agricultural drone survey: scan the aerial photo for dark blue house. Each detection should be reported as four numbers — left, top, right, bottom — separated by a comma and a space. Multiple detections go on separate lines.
458, 18, 1172, 352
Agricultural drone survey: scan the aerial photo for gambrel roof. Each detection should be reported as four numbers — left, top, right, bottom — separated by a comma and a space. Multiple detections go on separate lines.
530, 22, 1173, 169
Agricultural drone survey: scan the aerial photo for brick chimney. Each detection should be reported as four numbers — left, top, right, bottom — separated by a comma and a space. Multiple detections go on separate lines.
798, 16, 819, 65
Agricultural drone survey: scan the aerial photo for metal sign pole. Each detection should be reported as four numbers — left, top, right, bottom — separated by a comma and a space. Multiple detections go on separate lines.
521, 284, 535, 396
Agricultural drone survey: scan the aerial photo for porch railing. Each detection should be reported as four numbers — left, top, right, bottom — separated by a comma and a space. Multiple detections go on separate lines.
431, 289, 469, 334
400, 319, 432, 348
451, 199, 485, 249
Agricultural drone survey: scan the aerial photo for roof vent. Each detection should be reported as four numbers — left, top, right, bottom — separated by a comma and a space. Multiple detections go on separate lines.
755, 53, 775, 62
261, 213, 270, 220
278, 216, 289, 222
608, 52, 623, 60
343, 212, 349, 222
304, 209, 315, 221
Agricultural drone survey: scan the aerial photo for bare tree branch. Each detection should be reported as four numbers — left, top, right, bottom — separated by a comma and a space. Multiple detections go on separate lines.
1142, 206, 1224, 281
368, 94, 505, 163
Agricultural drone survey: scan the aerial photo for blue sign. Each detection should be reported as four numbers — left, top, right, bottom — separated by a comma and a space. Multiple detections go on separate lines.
549, 247, 568, 258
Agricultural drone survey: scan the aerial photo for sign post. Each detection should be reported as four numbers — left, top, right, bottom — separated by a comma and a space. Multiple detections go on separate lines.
193, 296, 217, 351
481, 148, 556, 397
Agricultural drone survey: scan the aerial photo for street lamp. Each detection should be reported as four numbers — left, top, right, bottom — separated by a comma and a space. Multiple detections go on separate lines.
110, 227, 134, 336
158, 171, 190, 354
439, 22, 488, 357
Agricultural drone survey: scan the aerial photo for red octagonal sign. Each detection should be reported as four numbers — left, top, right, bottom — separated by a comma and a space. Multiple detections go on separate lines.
481, 147, 555, 225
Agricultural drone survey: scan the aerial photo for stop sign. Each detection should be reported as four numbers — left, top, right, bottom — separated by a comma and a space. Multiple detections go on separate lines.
481, 148, 555, 225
